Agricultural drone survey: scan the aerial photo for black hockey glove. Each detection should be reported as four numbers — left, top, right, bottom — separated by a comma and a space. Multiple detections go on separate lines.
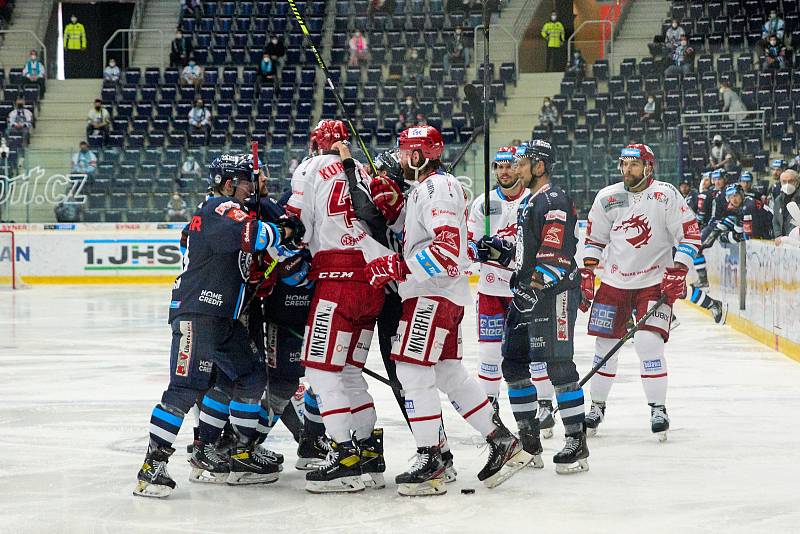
478, 235, 515, 267
279, 215, 305, 248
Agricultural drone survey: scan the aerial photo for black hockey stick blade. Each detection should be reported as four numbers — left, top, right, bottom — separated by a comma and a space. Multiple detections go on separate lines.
464, 83, 485, 129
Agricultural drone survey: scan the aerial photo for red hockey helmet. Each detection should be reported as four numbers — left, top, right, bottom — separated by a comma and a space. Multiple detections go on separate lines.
618, 143, 656, 175
310, 119, 348, 152
493, 145, 517, 164
397, 126, 445, 160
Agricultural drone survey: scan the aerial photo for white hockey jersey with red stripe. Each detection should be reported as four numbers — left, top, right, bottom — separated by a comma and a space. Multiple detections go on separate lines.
399, 171, 472, 306
584, 179, 701, 289
285, 153, 391, 261
467, 187, 530, 297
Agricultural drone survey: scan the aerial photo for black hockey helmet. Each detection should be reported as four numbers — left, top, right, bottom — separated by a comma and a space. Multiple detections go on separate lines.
516, 139, 556, 174
374, 149, 406, 190
208, 153, 255, 189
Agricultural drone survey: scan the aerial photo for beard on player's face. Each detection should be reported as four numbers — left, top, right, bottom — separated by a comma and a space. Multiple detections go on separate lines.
622, 160, 645, 188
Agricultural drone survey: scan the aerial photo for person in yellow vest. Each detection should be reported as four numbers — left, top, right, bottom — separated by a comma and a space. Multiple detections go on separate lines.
541, 11, 565, 72
64, 14, 87, 79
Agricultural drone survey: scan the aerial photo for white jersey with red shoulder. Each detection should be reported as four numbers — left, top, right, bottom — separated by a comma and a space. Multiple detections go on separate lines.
399, 170, 472, 306
467, 187, 530, 296
584, 179, 701, 289
285, 153, 391, 261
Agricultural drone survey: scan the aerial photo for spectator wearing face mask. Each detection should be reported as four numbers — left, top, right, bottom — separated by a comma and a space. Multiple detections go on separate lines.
708, 134, 737, 173
538, 97, 558, 131
71, 141, 97, 176
181, 57, 204, 89
758, 10, 786, 57
258, 52, 276, 87
6, 99, 33, 145
762, 35, 787, 71
170, 30, 193, 67
23, 50, 46, 97
188, 98, 211, 141
54, 188, 84, 223
443, 26, 470, 73
405, 48, 426, 84
664, 19, 685, 51
773, 170, 800, 238
103, 58, 120, 84
641, 94, 657, 122
265, 34, 286, 66
566, 49, 586, 81
166, 192, 189, 222
541, 11, 565, 72
86, 99, 111, 145
63, 14, 87, 79
664, 35, 694, 76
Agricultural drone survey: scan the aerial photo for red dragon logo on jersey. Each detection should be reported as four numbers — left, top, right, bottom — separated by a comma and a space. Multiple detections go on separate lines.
613, 214, 652, 248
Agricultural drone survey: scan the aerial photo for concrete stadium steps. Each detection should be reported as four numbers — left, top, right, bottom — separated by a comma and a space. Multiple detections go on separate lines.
470, 1, 535, 82
0, 1, 47, 71
611, 0, 669, 68
132, 0, 182, 68
491, 72, 563, 142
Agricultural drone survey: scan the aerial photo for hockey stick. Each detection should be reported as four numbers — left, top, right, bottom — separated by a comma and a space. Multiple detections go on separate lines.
481, 0, 491, 237
286, 0, 377, 175
447, 83, 484, 173
363, 366, 401, 391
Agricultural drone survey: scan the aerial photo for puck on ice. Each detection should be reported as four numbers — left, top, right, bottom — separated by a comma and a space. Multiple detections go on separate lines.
460, 488, 475, 494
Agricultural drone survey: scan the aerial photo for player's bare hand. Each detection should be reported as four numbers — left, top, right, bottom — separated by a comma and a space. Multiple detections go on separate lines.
332, 140, 352, 160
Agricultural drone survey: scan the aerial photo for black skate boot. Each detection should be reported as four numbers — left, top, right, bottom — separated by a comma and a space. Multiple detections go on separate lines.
296, 433, 332, 470
696, 269, 709, 288
133, 445, 176, 498
228, 444, 280, 485
396, 446, 447, 496
186, 426, 200, 453
189, 440, 231, 483
553, 426, 590, 474
537, 400, 556, 439
585, 400, 605, 437
358, 428, 386, 489
519, 428, 545, 469
710, 299, 728, 325
441, 449, 457, 483
305, 440, 364, 493
477, 415, 533, 488
650, 403, 670, 442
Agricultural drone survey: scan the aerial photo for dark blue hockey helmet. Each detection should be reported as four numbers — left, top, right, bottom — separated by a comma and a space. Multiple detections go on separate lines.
374, 149, 405, 189
516, 139, 556, 173
208, 153, 255, 189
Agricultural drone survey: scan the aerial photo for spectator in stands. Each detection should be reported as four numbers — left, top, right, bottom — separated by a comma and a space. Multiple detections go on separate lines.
414, 113, 428, 127
188, 98, 211, 140
71, 141, 97, 176
370, 0, 394, 15
641, 94, 657, 122
258, 52, 276, 87
86, 99, 111, 145
708, 134, 737, 172
541, 11, 566, 72
23, 50, 46, 97
565, 49, 586, 81
443, 27, 470, 73
103, 58, 120, 84
664, 18, 685, 51
180, 0, 202, 18
538, 97, 558, 131
664, 35, 694, 76
773, 170, 799, 238
6, 99, 32, 145
170, 30, 193, 67
719, 81, 748, 124
758, 9, 786, 58
348, 30, 369, 67
166, 192, 189, 222
54, 188, 83, 223
405, 48, 426, 84
762, 35, 787, 72
179, 154, 201, 188
265, 34, 286, 67
400, 96, 418, 120
181, 57, 204, 89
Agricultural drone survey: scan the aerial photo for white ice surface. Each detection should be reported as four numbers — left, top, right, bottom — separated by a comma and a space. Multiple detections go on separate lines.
1, 286, 800, 534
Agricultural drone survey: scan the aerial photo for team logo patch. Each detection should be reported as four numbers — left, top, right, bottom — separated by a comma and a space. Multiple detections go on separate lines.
544, 209, 567, 222
589, 303, 617, 335
176, 320, 192, 376
404, 399, 415, 413
613, 214, 653, 248
602, 195, 629, 211
643, 359, 663, 371
306, 300, 336, 364
404, 299, 439, 361
542, 223, 564, 248
480, 363, 499, 373
478, 312, 504, 341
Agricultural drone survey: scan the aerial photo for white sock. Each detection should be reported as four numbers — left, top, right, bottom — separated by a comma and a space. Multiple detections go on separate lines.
589, 336, 620, 403
477, 341, 503, 399
436, 360, 495, 437
304, 367, 352, 443
396, 361, 442, 447
634, 330, 668, 405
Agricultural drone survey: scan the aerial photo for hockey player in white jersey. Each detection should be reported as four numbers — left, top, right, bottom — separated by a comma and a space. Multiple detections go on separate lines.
580, 144, 702, 441
364, 126, 532, 496
467, 145, 556, 439
285, 119, 393, 493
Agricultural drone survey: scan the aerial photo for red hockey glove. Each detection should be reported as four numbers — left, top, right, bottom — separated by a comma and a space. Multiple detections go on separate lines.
370, 175, 404, 224
365, 253, 411, 289
660, 266, 688, 305
578, 267, 595, 312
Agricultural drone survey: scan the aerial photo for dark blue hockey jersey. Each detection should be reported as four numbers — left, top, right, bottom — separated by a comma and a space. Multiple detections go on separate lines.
169, 195, 279, 321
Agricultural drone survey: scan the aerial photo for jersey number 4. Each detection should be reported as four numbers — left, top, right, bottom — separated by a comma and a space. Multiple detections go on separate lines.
327, 181, 356, 228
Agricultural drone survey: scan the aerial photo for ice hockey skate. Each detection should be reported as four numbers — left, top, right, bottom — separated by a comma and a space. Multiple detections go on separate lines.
519, 429, 545, 469
396, 446, 447, 497
477, 416, 533, 488
585, 400, 606, 437
358, 428, 386, 489
305, 440, 365, 493
227, 445, 280, 485
650, 403, 670, 442
133, 445, 176, 498
553, 427, 589, 474
441, 449, 457, 483
189, 440, 231, 484
295, 433, 332, 470
710, 299, 728, 325
537, 400, 556, 439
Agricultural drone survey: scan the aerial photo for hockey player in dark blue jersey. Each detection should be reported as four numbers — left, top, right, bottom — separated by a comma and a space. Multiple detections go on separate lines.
501, 140, 589, 474
134, 153, 298, 498
693, 169, 726, 287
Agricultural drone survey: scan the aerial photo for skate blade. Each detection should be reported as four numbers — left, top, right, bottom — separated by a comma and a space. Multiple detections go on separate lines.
444, 466, 457, 484
295, 458, 325, 471
305, 476, 365, 494
670, 317, 681, 331
362, 472, 386, 489
189, 467, 230, 484
132, 480, 172, 498
717, 303, 729, 325
554, 458, 589, 475
526, 454, 544, 469
482, 449, 533, 489
226, 471, 280, 485
397, 478, 447, 496
541, 427, 554, 439
586, 426, 599, 438
655, 431, 668, 442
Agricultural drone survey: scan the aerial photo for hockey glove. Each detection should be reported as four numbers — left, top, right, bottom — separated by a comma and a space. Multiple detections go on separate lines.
279, 215, 305, 247
365, 253, 411, 289
370, 175, 405, 224
531, 264, 566, 291
660, 266, 688, 305
578, 267, 595, 312
715, 215, 737, 233
478, 235, 515, 268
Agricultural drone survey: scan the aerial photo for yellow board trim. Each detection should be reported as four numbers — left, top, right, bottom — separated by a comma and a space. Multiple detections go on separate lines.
1, 275, 176, 284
